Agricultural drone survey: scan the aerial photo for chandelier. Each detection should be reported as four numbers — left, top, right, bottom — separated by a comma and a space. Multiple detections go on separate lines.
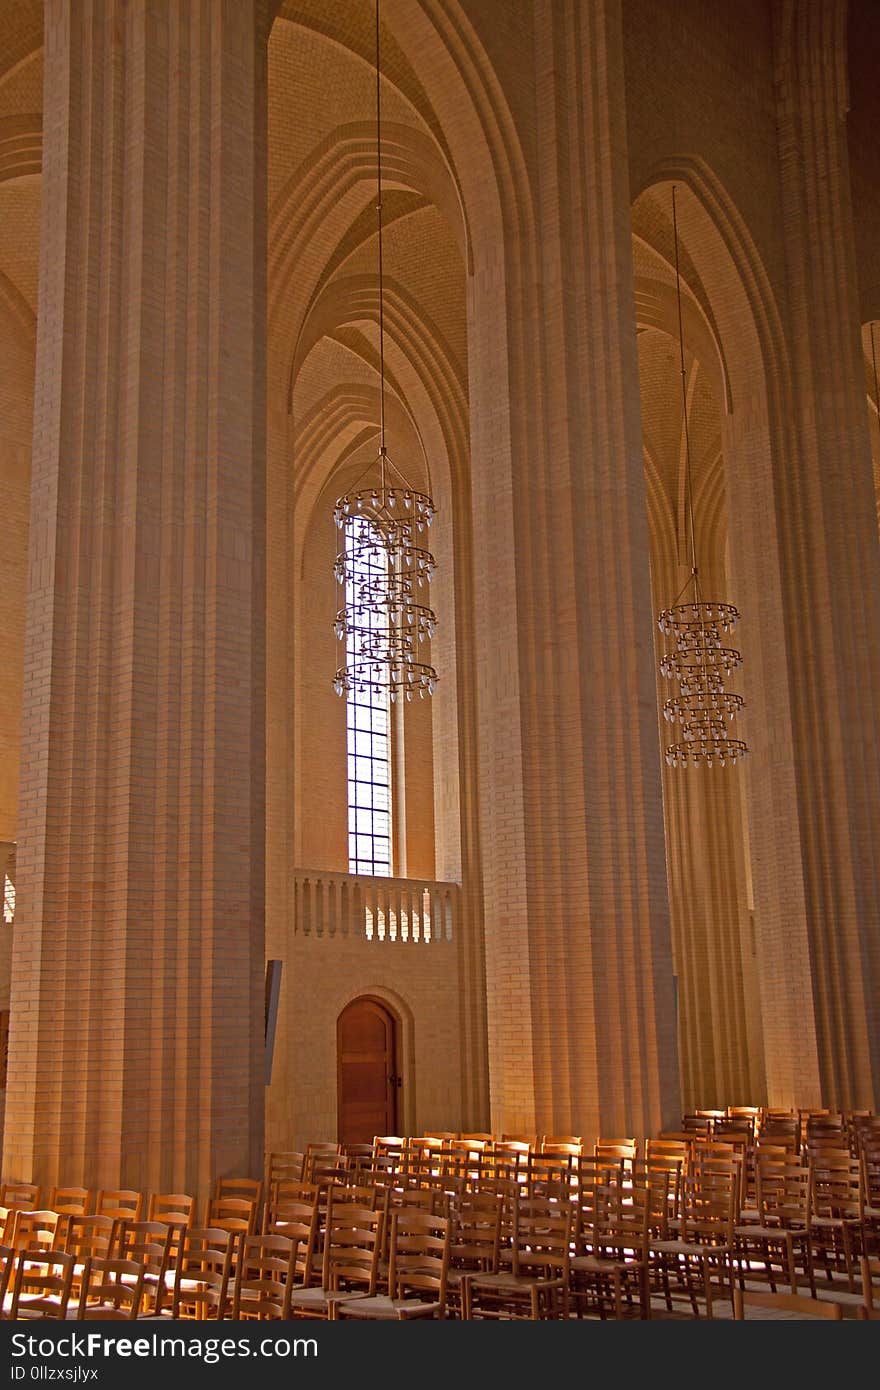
332, 0, 438, 704
657, 186, 747, 768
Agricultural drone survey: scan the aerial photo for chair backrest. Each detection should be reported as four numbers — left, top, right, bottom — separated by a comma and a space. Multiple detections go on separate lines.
169, 1226, 237, 1319
732, 1285, 844, 1319
0, 1181, 41, 1210
449, 1191, 503, 1275
7, 1247, 76, 1319
678, 1163, 739, 1241
807, 1151, 861, 1217
631, 1157, 683, 1223
527, 1151, 576, 1201
266, 1151, 306, 1191
489, 1141, 531, 1185
204, 1195, 259, 1235
594, 1171, 665, 1253
755, 1155, 811, 1227
405, 1135, 446, 1168
386, 1208, 451, 1311
371, 1137, 406, 1176
9, 1208, 61, 1253
510, 1195, 572, 1282
594, 1139, 638, 1181
306, 1153, 351, 1187
262, 1188, 321, 1286
77, 1255, 145, 1320
94, 1190, 144, 1222
229, 1233, 297, 1320
386, 1182, 451, 1230
62, 1214, 116, 1261
340, 1144, 376, 1181
112, 1219, 175, 1285
540, 1139, 583, 1157
49, 1187, 92, 1217
147, 1192, 195, 1228
213, 1176, 264, 1218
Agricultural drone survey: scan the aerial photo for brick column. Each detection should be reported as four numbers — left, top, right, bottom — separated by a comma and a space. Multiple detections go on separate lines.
471, 0, 680, 1140
3, 0, 268, 1197
754, 0, 880, 1108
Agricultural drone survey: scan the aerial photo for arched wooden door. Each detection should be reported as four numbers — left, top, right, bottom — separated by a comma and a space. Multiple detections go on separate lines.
337, 997, 399, 1145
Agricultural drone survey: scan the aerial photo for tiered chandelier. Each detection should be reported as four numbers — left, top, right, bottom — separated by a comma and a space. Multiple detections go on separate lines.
332, 0, 438, 704
657, 186, 747, 768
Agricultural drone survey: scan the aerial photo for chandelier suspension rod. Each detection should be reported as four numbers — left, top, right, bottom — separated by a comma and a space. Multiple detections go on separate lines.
871, 321, 880, 449
375, 0, 387, 489
672, 184, 699, 607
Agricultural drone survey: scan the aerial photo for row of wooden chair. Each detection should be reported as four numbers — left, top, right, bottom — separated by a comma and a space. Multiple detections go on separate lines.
3, 1167, 878, 1322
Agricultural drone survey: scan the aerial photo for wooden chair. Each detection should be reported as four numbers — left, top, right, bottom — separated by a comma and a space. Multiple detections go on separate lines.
632, 1155, 684, 1226
807, 1150, 862, 1291
445, 1191, 504, 1319
62, 1214, 116, 1299
733, 1155, 815, 1296
163, 1226, 237, 1320
732, 1285, 844, 1319
76, 1256, 145, 1320
569, 1173, 656, 1320
226, 1232, 298, 1320
287, 1189, 385, 1320
261, 1184, 322, 1289
112, 1220, 176, 1316
6, 1248, 76, 1320
646, 1162, 739, 1318
333, 1208, 452, 1320
463, 1195, 573, 1319
858, 1141, 880, 1255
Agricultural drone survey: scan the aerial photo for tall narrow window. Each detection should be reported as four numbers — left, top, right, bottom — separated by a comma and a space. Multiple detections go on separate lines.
346, 515, 392, 876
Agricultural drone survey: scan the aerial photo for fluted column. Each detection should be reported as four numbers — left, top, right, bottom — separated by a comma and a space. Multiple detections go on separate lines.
470, 0, 680, 1140
3, 0, 269, 1198
754, 0, 880, 1108
654, 554, 763, 1111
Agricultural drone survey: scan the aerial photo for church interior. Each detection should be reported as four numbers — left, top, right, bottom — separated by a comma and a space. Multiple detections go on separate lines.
0, 0, 878, 1322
